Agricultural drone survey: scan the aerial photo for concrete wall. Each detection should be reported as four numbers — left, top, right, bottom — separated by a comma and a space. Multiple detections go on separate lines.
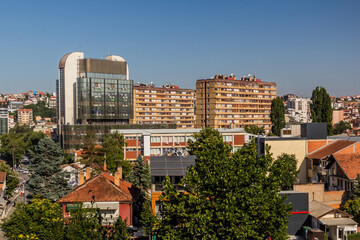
266, 139, 308, 183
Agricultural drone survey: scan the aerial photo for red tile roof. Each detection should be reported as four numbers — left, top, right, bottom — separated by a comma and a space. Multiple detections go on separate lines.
307, 141, 356, 159
333, 153, 360, 180
58, 172, 139, 203
0, 172, 6, 182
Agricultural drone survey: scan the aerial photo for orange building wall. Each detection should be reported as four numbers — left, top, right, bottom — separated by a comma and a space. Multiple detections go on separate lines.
234, 135, 245, 145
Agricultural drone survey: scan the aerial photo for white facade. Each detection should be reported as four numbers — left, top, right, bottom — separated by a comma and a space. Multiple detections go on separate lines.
59, 52, 84, 125
286, 97, 312, 123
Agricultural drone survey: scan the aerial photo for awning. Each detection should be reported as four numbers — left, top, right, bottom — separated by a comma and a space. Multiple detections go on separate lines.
320, 218, 357, 226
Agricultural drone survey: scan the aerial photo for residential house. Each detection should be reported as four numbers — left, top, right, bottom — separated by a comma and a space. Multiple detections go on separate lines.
58, 168, 139, 226
309, 201, 357, 239
326, 153, 360, 192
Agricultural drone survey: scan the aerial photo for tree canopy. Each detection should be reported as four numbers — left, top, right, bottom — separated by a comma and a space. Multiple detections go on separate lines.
156, 128, 291, 239
333, 120, 352, 135
269, 153, 299, 190
27, 138, 71, 201
0, 125, 45, 167
244, 125, 265, 135
310, 86, 333, 135
101, 132, 130, 175
270, 96, 286, 136
24, 101, 56, 121
0, 162, 19, 198
1, 198, 130, 240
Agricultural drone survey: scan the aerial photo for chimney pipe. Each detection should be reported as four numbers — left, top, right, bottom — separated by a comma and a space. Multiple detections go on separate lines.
117, 166, 122, 179
104, 160, 107, 171
78, 171, 84, 186
85, 167, 91, 180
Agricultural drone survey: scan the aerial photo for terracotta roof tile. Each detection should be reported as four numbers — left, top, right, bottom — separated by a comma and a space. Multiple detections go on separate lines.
333, 153, 360, 179
0, 172, 6, 182
58, 173, 139, 203
307, 141, 356, 159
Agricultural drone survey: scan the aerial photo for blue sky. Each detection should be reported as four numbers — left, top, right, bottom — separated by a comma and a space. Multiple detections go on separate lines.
0, 0, 359, 97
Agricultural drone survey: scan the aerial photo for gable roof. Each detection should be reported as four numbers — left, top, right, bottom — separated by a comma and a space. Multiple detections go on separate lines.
58, 172, 139, 203
306, 140, 356, 159
330, 153, 360, 180
309, 200, 352, 219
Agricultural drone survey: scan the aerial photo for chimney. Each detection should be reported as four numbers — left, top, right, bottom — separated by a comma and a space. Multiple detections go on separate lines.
104, 160, 107, 171
114, 167, 122, 187
85, 167, 91, 180
78, 171, 84, 186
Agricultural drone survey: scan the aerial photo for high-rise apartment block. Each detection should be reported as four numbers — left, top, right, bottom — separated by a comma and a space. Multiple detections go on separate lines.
131, 84, 195, 128
285, 97, 312, 123
196, 74, 276, 132
0, 108, 8, 135
18, 109, 33, 125
58, 52, 132, 126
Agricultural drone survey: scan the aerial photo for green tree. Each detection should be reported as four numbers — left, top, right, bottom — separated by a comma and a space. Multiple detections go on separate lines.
27, 138, 71, 201
127, 155, 151, 196
127, 155, 153, 231
0, 162, 19, 198
351, 175, 360, 199
333, 120, 352, 135
24, 101, 56, 121
310, 86, 333, 135
140, 200, 157, 236
0, 125, 45, 168
342, 198, 360, 224
270, 96, 285, 136
101, 132, 130, 175
157, 128, 291, 239
270, 153, 299, 190
1, 198, 65, 240
81, 131, 102, 166
244, 125, 265, 135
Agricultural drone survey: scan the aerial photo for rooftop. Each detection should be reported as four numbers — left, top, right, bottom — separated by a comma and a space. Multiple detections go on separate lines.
331, 153, 360, 179
306, 140, 356, 159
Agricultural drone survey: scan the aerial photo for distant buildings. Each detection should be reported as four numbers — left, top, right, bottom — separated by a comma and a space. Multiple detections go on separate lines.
285, 97, 312, 123
131, 83, 195, 128
196, 74, 276, 133
0, 108, 8, 135
17, 109, 33, 125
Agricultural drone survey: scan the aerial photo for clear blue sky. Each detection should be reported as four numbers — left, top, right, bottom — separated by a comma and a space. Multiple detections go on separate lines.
0, 0, 359, 97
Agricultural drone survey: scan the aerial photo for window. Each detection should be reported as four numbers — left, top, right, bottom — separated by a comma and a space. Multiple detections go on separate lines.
223, 135, 232, 142
151, 136, 161, 142
150, 148, 161, 155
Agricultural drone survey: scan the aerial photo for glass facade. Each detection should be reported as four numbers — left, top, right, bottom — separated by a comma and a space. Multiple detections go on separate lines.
77, 73, 133, 122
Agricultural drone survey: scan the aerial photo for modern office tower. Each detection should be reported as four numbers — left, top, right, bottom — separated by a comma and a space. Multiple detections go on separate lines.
0, 108, 8, 135
131, 83, 195, 128
196, 74, 276, 133
58, 52, 132, 126
17, 109, 33, 125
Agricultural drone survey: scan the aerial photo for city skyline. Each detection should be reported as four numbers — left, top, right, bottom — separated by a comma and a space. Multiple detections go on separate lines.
0, 1, 359, 97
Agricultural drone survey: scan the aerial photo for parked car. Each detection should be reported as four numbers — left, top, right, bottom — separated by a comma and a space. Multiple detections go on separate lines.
23, 170, 29, 174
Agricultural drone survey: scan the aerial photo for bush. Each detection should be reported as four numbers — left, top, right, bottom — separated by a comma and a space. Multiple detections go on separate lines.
348, 233, 360, 240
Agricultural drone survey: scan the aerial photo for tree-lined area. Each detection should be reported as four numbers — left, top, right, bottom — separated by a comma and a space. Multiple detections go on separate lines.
24, 101, 56, 121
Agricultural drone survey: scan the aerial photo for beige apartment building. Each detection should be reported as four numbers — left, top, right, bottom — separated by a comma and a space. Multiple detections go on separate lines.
196, 74, 276, 132
131, 84, 195, 128
17, 109, 33, 125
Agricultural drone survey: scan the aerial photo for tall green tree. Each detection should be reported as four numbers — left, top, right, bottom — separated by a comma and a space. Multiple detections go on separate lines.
270, 96, 286, 136
310, 86, 333, 135
101, 132, 130, 175
342, 198, 360, 224
81, 131, 102, 166
157, 128, 291, 239
27, 138, 71, 201
270, 153, 299, 190
0, 162, 19, 198
2, 198, 65, 240
127, 155, 154, 232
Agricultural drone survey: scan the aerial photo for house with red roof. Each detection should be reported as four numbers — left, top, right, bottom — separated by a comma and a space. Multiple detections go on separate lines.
58, 168, 139, 226
306, 140, 360, 184
326, 153, 360, 192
